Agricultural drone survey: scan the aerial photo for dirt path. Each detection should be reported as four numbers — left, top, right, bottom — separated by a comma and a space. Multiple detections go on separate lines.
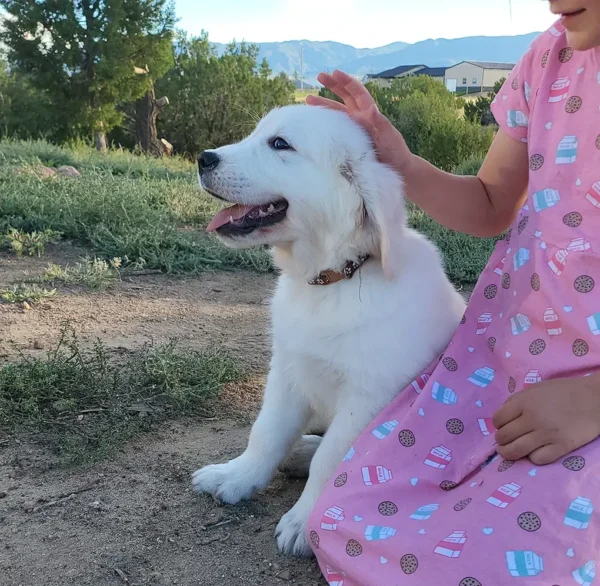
0, 246, 325, 585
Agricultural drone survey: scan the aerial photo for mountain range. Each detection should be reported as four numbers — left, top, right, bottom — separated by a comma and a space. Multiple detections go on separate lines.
214, 32, 541, 85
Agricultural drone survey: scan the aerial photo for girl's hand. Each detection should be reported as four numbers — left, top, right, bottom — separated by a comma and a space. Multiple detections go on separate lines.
493, 374, 600, 465
306, 70, 414, 175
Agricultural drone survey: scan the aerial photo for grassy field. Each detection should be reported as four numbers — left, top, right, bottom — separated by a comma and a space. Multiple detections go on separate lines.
0, 139, 496, 285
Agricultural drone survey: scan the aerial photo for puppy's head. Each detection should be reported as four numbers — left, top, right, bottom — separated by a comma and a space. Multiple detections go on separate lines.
199, 104, 405, 279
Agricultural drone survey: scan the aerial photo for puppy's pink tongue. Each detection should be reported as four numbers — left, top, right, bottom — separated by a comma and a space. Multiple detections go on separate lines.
207, 204, 253, 232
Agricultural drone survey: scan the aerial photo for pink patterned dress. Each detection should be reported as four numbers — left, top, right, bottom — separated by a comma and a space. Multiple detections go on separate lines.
307, 22, 600, 586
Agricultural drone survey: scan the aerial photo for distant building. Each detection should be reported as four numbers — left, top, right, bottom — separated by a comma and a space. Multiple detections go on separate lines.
362, 65, 446, 88
443, 61, 515, 95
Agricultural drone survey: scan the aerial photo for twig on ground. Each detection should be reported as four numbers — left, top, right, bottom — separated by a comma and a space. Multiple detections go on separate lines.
198, 532, 231, 546
114, 567, 129, 583
201, 517, 237, 530
30, 483, 101, 512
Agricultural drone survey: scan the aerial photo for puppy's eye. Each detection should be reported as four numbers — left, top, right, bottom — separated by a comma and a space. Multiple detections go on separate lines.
270, 137, 293, 151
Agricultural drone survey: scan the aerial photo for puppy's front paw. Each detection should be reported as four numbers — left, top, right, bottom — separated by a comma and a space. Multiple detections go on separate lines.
275, 504, 313, 557
192, 458, 262, 504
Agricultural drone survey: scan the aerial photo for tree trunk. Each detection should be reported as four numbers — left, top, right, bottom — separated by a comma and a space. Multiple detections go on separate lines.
135, 83, 169, 157
94, 125, 107, 152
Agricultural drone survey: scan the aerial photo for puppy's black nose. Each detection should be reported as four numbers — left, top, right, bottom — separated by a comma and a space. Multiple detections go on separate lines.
198, 150, 220, 174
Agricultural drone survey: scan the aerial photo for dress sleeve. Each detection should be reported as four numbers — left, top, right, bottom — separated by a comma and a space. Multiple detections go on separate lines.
490, 30, 547, 143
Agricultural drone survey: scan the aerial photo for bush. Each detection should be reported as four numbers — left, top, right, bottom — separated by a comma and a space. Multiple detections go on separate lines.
367, 77, 495, 172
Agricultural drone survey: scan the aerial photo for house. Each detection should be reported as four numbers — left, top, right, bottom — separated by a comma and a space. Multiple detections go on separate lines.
362, 65, 446, 88
443, 61, 515, 95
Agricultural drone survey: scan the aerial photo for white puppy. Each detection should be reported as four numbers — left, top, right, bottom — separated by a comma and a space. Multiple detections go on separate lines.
192, 104, 466, 556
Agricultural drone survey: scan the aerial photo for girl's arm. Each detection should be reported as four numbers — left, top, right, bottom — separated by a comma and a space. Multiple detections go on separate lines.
307, 71, 529, 238
402, 130, 529, 237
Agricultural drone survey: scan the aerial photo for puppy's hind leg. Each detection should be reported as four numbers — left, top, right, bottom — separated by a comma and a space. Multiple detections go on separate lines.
279, 435, 322, 478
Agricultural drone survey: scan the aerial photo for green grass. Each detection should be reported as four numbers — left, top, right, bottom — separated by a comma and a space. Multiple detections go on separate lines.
0, 283, 57, 304
0, 139, 495, 285
0, 326, 243, 464
32, 257, 121, 289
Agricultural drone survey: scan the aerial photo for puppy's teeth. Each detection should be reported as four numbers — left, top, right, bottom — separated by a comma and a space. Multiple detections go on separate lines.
267, 204, 275, 213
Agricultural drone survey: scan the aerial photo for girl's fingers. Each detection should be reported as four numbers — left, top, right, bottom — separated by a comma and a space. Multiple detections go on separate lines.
305, 95, 349, 113
492, 396, 523, 430
528, 443, 562, 466
496, 432, 544, 461
317, 72, 359, 112
331, 70, 377, 112
494, 416, 533, 446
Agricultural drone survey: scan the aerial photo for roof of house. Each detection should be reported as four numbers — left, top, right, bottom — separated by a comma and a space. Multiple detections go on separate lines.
368, 64, 426, 79
448, 60, 516, 70
415, 66, 447, 77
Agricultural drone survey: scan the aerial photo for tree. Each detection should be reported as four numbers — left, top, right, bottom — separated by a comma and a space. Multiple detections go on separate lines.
156, 33, 295, 156
464, 77, 506, 126
0, 0, 176, 149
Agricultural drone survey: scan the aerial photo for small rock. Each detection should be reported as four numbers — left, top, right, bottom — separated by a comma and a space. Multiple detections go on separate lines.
56, 165, 81, 178
33, 340, 44, 350
0, 491, 7, 499
22, 302, 32, 311
276, 569, 291, 581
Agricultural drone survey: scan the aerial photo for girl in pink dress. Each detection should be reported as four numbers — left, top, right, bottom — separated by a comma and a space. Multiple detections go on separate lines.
305, 2, 600, 584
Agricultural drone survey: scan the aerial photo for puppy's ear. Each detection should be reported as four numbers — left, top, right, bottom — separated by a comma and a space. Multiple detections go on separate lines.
361, 161, 406, 281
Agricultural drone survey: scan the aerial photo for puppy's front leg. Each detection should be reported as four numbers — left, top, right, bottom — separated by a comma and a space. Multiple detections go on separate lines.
276, 400, 383, 557
192, 356, 310, 504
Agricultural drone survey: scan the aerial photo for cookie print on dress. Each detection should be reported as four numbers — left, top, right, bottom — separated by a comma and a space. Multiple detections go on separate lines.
400, 554, 419, 574
442, 357, 458, 372
559, 47, 574, 62
508, 376, 517, 393
573, 339, 589, 357
487, 337, 496, 352
563, 211, 583, 227
596, 133, 600, 150
434, 531, 468, 558
454, 498, 472, 512
310, 531, 320, 549
506, 550, 544, 577
483, 284, 498, 299
501, 272, 511, 289
529, 154, 544, 171
378, 501, 399, 516
529, 339, 547, 355
566, 96, 583, 113
505, 227, 512, 244
446, 418, 465, 435
487, 482, 522, 508
541, 49, 550, 67
398, 429, 416, 447
518, 512, 542, 532
563, 455, 586, 471
574, 275, 595, 293
564, 497, 594, 529
498, 459, 515, 472
511, 77, 519, 90
334, 472, 348, 487
531, 273, 541, 291
345, 539, 363, 557
459, 579, 482, 586
585, 181, 600, 208
440, 480, 458, 492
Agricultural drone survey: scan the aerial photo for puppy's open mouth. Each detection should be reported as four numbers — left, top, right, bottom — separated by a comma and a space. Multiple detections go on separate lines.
206, 200, 289, 236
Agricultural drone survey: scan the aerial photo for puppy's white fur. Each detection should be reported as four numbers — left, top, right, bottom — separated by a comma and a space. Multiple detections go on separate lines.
192, 105, 466, 556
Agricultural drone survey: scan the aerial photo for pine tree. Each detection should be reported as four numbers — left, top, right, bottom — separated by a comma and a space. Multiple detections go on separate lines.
0, 0, 176, 149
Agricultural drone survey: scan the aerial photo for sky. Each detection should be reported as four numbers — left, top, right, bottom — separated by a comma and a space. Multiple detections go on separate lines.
176, 0, 558, 47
